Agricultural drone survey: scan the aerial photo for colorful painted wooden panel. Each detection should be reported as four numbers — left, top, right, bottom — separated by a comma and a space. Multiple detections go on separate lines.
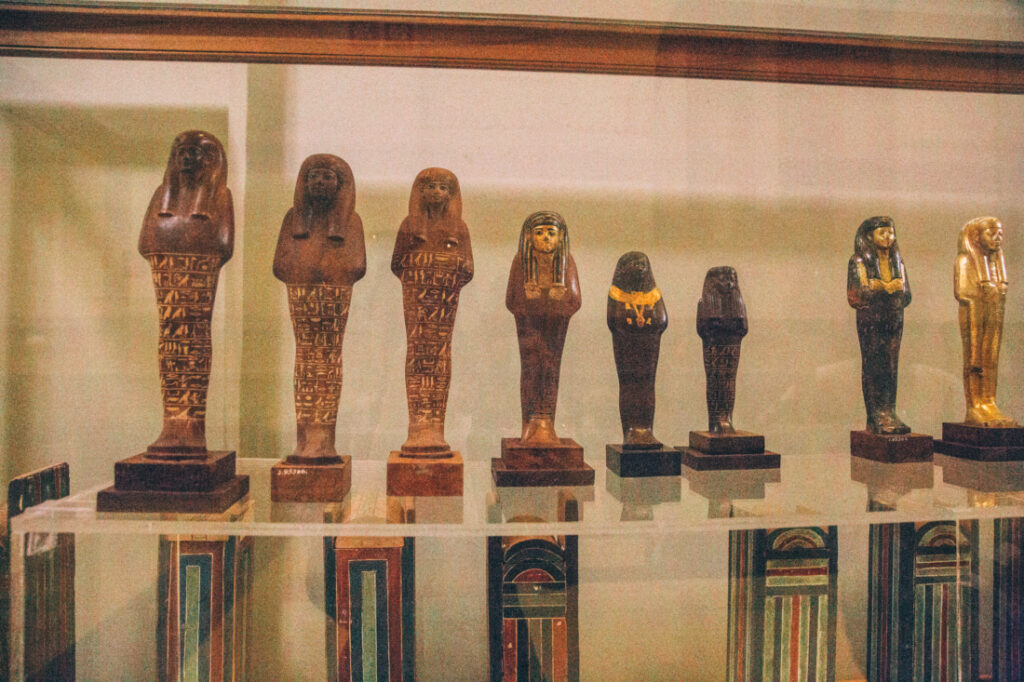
911, 521, 978, 682
487, 535, 579, 682
324, 538, 414, 682
867, 522, 915, 681
994, 517, 1024, 681
157, 535, 253, 682
7, 462, 75, 681
727, 527, 836, 682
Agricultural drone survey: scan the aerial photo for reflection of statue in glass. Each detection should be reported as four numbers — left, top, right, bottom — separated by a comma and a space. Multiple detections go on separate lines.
607, 251, 667, 447
955, 216, 1017, 427
138, 130, 233, 454
697, 266, 747, 434
392, 168, 473, 454
847, 216, 912, 435
506, 211, 582, 445
274, 154, 366, 463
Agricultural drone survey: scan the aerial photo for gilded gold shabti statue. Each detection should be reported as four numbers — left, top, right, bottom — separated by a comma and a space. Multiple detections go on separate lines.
955, 216, 1017, 427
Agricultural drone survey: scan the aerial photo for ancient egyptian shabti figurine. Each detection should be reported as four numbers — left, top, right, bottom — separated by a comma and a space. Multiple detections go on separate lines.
274, 154, 366, 463
847, 216, 912, 435
138, 130, 234, 454
391, 168, 474, 455
506, 211, 581, 445
697, 266, 748, 435
954, 216, 1016, 427
607, 251, 668, 447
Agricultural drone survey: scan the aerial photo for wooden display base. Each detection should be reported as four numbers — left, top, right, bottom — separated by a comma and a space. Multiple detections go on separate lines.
605, 443, 681, 477
492, 437, 594, 487
678, 431, 779, 471
935, 422, 1024, 462
386, 450, 463, 496
678, 447, 780, 471
850, 430, 933, 463
271, 455, 351, 502
97, 449, 249, 513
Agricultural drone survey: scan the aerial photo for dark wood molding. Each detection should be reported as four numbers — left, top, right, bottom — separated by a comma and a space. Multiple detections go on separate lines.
2, 3, 1023, 93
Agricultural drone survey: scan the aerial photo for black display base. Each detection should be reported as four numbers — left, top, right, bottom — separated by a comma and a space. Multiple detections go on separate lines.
689, 430, 764, 454
605, 444, 680, 477
678, 447, 780, 471
850, 430, 933, 463
934, 422, 1024, 462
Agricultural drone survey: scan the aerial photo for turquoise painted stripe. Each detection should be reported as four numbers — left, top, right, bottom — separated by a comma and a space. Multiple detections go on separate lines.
183, 564, 201, 682
362, 570, 377, 682
931, 587, 941, 680
766, 558, 828, 569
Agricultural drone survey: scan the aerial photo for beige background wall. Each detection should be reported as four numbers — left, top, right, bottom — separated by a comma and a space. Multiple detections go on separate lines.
2, 7, 1023, 676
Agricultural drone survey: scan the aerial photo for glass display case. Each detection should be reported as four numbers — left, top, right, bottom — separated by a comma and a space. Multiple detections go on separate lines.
2, 2, 1024, 680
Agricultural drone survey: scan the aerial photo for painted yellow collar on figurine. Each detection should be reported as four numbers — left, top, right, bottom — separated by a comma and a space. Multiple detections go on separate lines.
609, 286, 661, 327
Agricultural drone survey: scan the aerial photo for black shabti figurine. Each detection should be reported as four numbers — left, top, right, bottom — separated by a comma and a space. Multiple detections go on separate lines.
270, 154, 366, 501
604, 252, 679, 477
936, 216, 1024, 461
97, 130, 249, 512
697, 266, 748, 434
847, 216, 932, 462
387, 167, 473, 496
678, 266, 779, 471
493, 211, 594, 486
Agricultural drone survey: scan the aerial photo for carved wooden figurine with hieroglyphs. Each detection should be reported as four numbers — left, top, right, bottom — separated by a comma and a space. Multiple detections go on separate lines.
98, 130, 248, 512
387, 168, 473, 496
271, 154, 366, 501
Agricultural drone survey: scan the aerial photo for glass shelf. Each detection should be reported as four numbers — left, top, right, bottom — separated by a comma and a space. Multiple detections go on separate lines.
10, 455, 1024, 539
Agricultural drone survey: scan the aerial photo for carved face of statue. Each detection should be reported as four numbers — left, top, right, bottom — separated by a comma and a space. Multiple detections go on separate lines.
172, 135, 219, 177
870, 224, 895, 250
306, 167, 340, 202
981, 221, 1004, 253
712, 267, 737, 292
420, 176, 452, 210
531, 224, 560, 254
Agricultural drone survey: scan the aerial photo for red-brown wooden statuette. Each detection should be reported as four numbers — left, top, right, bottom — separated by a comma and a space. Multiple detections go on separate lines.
387, 168, 472, 496
271, 154, 365, 501
97, 130, 248, 512
678, 266, 779, 471
604, 252, 680, 478
494, 211, 593, 487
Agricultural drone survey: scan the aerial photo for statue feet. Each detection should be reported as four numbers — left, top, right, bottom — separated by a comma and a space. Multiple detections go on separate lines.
869, 412, 911, 435
148, 418, 207, 454
401, 420, 450, 454
624, 427, 662, 448
709, 419, 736, 435
293, 423, 340, 462
521, 417, 559, 445
967, 403, 1019, 428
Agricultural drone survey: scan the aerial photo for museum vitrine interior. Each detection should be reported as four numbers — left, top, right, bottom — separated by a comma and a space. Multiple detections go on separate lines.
2, 1, 1024, 680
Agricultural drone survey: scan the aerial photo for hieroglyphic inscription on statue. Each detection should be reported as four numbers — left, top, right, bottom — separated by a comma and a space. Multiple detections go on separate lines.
149, 253, 221, 422
397, 250, 470, 426
288, 283, 352, 427
704, 344, 740, 430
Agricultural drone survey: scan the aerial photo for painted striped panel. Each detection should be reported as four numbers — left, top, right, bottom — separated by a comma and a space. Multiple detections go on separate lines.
326, 541, 412, 682
8, 462, 75, 681
729, 527, 836, 682
493, 537, 571, 682
158, 536, 250, 682
993, 517, 1024, 682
